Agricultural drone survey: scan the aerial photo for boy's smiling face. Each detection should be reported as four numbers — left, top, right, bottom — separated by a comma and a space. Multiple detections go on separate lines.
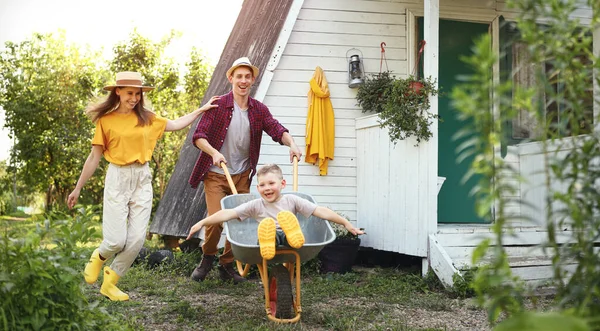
256, 172, 286, 203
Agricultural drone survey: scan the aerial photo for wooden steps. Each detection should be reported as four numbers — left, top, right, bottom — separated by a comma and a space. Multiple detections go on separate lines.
432, 224, 579, 285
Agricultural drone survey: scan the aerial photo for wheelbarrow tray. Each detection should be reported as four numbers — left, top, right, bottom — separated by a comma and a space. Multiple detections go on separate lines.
223, 192, 336, 265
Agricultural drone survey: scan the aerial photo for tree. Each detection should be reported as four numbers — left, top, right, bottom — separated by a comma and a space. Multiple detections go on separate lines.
0, 32, 107, 210
0, 160, 15, 215
0, 29, 212, 212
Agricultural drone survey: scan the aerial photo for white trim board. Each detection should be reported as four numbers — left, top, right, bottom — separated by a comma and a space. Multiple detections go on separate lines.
254, 0, 305, 102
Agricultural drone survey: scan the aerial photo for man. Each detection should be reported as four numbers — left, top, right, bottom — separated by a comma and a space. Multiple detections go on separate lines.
188, 57, 302, 283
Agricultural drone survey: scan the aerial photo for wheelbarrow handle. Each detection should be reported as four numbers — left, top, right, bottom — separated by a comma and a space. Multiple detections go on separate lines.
292, 155, 298, 192
220, 162, 238, 194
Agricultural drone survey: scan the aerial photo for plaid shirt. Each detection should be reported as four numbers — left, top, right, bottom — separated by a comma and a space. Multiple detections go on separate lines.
188, 91, 288, 188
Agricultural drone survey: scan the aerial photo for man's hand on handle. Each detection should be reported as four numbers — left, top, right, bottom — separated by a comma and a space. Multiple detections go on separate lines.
212, 153, 226, 167
289, 145, 302, 163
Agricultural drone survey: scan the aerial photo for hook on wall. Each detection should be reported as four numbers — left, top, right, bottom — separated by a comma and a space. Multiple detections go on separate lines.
380, 42, 388, 73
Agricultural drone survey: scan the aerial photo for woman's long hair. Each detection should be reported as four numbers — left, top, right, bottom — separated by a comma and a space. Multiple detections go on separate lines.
85, 88, 155, 126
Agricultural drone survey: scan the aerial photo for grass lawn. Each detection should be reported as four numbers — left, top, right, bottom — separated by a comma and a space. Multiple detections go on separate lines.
88, 254, 491, 331
1, 213, 550, 330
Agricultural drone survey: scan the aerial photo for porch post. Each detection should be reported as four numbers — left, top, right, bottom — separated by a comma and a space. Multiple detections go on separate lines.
423, 0, 440, 276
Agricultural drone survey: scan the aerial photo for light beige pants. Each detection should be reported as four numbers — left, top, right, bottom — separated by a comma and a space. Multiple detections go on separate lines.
98, 162, 152, 276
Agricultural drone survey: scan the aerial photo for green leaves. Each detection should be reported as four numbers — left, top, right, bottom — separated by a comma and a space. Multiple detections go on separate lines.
356, 72, 440, 145
0, 32, 106, 210
355, 71, 395, 114
0, 29, 213, 213
494, 312, 590, 331
0, 206, 127, 330
451, 0, 600, 329
451, 30, 526, 326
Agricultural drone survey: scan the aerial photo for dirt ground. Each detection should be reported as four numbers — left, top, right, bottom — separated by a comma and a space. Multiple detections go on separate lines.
90, 249, 552, 330
97, 272, 500, 331
115, 288, 491, 331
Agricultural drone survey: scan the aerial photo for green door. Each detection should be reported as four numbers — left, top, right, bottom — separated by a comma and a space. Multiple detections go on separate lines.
419, 18, 489, 223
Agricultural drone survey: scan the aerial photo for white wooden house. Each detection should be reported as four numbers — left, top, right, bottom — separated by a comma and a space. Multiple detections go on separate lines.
152, 0, 599, 286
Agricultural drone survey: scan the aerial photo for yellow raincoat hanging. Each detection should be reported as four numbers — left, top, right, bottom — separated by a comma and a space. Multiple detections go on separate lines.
305, 66, 334, 175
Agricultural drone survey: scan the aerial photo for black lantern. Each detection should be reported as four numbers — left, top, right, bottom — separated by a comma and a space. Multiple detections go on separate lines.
346, 48, 364, 88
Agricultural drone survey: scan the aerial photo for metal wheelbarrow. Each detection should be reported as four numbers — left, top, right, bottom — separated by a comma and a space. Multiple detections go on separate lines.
219, 157, 335, 323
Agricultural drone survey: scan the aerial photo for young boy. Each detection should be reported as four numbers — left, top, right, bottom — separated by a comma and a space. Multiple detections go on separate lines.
187, 164, 364, 260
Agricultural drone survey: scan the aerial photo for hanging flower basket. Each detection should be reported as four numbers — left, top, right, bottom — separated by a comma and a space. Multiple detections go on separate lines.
355, 39, 440, 145
356, 72, 439, 146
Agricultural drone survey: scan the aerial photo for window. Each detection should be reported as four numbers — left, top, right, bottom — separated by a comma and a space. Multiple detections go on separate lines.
500, 19, 594, 141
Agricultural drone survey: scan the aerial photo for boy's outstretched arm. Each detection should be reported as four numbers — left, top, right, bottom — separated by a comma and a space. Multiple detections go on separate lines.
186, 209, 239, 240
312, 206, 365, 236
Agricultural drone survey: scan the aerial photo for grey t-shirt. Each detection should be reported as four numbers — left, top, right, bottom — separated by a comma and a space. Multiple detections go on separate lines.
233, 194, 318, 229
209, 101, 251, 175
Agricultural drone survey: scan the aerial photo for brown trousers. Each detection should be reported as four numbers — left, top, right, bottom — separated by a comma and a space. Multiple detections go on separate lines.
202, 169, 251, 264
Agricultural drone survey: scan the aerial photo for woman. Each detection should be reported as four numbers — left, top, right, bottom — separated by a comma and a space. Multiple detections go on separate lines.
67, 71, 218, 301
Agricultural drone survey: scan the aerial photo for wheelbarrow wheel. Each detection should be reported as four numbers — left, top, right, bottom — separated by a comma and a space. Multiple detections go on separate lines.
269, 265, 293, 319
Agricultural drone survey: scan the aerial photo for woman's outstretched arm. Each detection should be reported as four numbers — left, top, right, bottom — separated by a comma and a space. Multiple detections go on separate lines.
165, 96, 220, 132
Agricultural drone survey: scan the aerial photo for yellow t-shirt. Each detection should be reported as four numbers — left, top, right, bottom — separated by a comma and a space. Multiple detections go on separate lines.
92, 111, 168, 165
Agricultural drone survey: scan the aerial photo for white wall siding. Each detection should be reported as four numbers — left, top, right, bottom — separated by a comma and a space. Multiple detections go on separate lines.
255, 0, 595, 260
501, 146, 522, 223
356, 114, 431, 256
260, 0, 409, 222
518, 140, 574, 227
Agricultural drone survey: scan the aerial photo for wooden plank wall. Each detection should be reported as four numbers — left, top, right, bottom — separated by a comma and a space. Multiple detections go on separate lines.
502, 146, 521, 224
356, 114, 431, 256
518, 140, 572, 227
436, 224, 581, 283
149, 0, 595, 245
256, 0, 594, 258
260, 0, 411, 222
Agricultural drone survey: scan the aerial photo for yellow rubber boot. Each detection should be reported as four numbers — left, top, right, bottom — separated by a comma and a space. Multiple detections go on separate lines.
257, 218, 276, 260
277, 211, 305, 249
100, 267, 129, 301
84, 249, 104, 284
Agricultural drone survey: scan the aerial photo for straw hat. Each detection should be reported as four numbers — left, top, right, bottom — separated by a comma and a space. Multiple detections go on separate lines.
226, 57, 259, 78
103, 71, 154, 92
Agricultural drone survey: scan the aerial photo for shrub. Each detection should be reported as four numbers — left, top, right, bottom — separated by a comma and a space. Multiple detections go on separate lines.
0, 205, 130, 330
0, 191, 16, 216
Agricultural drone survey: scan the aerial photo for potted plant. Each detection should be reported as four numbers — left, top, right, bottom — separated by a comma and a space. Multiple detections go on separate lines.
356, 71, 440, 146
318, 221, 361, 274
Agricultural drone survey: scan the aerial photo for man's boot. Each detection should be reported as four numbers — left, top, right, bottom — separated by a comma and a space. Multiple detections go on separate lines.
191, 255, 215, 282
218, 263, 248, 284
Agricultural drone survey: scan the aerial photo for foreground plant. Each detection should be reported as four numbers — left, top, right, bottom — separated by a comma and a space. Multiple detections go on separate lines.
452, 0, 600, 328
452, 33, 526, 322
0, 205, 130, 330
